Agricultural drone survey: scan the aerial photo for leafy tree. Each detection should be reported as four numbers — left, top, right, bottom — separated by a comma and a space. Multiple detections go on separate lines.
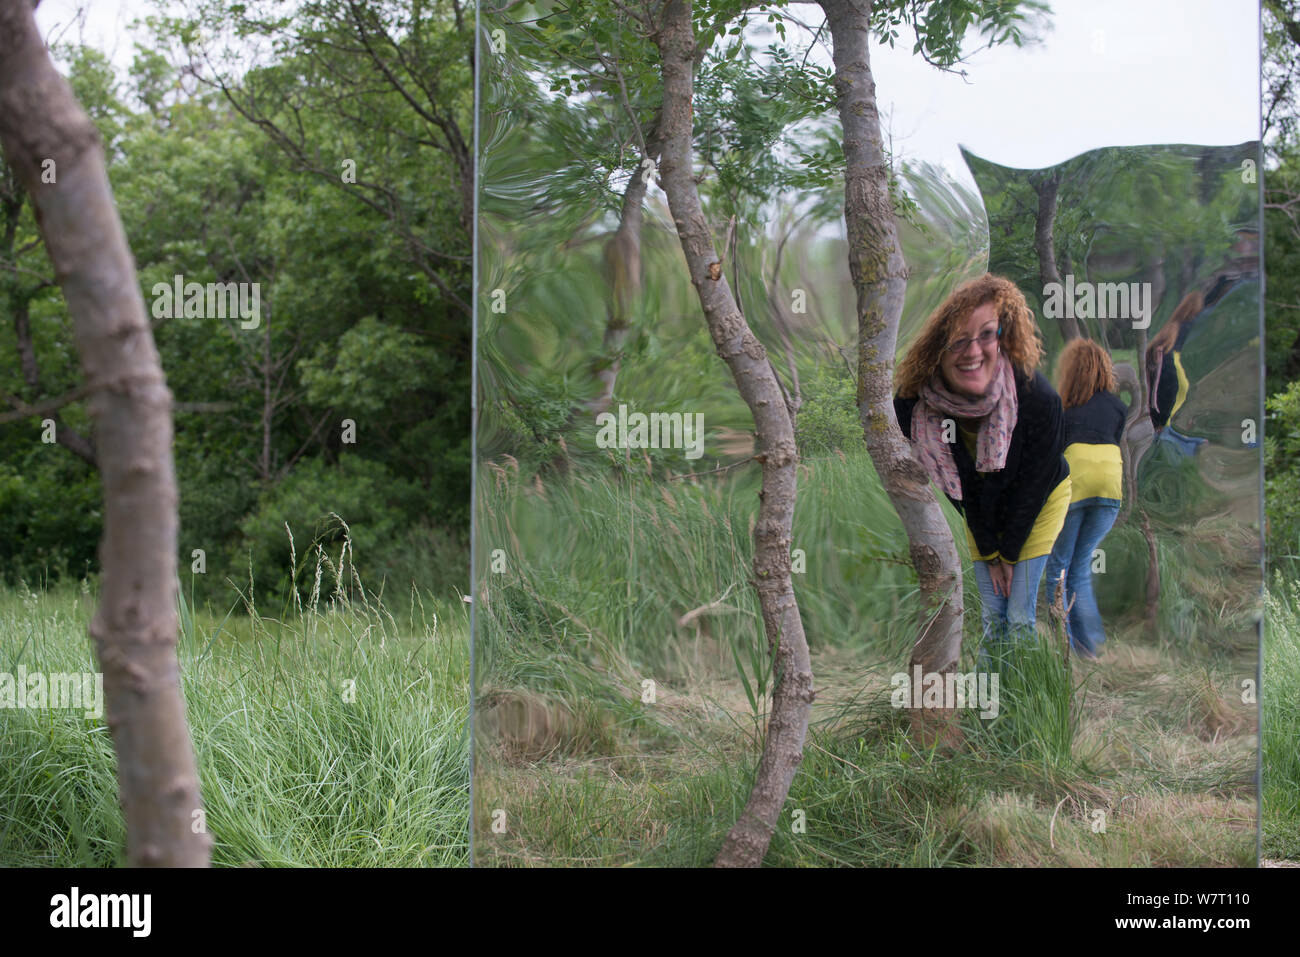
1266, 379, 1300, 559
2, 7, 473, 600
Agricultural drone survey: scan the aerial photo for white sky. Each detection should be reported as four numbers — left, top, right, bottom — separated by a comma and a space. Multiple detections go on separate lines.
36, 0, 1260, 180
35, 0, 148, 69
863, 0, 1260, 174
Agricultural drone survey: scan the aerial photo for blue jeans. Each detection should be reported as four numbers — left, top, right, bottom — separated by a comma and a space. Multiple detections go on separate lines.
1044, 498, 1121, 658
1156, 426, 1207, 456
973, 553, 1050, 653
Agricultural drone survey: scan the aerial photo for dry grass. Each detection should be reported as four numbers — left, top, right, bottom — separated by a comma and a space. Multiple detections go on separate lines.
962, 790, 1253, 867
476, 627, 1258, 866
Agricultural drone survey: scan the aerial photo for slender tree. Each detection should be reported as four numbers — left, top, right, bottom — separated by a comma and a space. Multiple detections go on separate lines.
820, 0, 1041, 745
587, 117, 663, 416
0, 0, 211, 866
819, 0, 961, 745
174, 0, 474, 317
652, 0, 814, 868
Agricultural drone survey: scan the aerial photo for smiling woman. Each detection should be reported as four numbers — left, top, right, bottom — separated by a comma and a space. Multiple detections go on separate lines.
894, 273, 1071, 651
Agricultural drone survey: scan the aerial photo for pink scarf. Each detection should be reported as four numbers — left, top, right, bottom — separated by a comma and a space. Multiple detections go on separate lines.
908, 353, 1018, 501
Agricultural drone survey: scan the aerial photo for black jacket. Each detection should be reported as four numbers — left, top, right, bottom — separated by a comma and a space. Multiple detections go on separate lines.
894, 368, 1069, 563
1146, 311, 1200, 428
1147, 350, 1183, 429
1064, 390, 1126, 446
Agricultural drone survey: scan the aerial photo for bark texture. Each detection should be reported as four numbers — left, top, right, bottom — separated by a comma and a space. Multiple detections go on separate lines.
820, 0, 964, 747
653, 0, 813, 868
0, 1, 211, 866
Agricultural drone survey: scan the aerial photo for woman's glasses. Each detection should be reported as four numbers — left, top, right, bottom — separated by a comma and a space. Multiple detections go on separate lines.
945, 326, 1001, 355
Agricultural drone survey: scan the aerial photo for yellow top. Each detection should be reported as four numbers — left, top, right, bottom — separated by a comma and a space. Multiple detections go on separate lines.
959, 422, 1072, 563
1170, 351, 1190, 420
1063, 442, 1123, 502
965, 477, 1071, 563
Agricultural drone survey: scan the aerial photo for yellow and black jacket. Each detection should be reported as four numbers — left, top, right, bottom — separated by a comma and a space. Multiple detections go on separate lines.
894, 368, 1070, 564
1062, 390, 1126, 503
1148, 346, 1190, 430
1147, 300, 1204, 429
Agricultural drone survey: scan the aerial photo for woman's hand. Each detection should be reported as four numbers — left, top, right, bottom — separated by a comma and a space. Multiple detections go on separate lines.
990, 560, 1015, 598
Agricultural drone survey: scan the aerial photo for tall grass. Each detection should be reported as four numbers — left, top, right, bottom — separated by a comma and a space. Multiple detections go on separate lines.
970, 635, 1084, 773
475, 450, 1256, 866
476, 450, 968, 681
0, 529, 469, 867
1264, 567, 1300, 860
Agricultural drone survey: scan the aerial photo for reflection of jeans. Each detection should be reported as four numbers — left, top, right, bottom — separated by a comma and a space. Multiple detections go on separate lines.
1044, 498, 1121, 658
973, 554, 1050, 653
1156, 426, 1207, 456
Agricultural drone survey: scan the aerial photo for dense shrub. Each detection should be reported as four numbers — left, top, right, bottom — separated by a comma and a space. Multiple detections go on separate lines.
1266, 380, 1300, 562
794, 365, 865, 457
228, 456, 427, 607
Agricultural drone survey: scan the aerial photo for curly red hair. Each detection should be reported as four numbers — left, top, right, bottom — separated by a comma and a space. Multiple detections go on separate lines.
1056, 337, 1116, 409
895, 273, 1044, 398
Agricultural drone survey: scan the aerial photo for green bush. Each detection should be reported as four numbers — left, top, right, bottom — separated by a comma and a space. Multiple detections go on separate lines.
1266, 380, 1300, 561
228, 456, 425, 607
794, 365, 865, 457
0, 454, 99, 587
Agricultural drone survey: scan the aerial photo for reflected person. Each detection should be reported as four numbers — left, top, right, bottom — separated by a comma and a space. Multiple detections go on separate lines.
1045, 338, 1126, 659
1146, 289, 1206, 456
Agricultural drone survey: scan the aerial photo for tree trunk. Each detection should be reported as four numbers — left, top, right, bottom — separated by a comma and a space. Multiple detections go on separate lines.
820, 0, 965, 748
1114, 359, 1150, 528
1118, 323, 1155, 527
652, 0, 813, 869
586, 118, 663, 417
1141, 509, 1160, 628
1115, 256, 1162, 527
1034, 170, 1081, 342
0, 0, 211, 867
